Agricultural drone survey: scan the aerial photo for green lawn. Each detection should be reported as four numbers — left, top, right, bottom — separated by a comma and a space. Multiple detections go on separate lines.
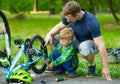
4, 13, 120, 78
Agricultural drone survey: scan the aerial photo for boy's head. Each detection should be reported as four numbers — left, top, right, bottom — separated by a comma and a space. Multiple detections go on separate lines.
59, 28, 74, 47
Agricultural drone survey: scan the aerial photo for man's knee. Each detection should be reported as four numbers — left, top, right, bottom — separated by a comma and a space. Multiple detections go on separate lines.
52, 34, 59, 46
78, 40, 98, 56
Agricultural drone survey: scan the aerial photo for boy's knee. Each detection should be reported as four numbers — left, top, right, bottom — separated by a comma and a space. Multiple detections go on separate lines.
78, 40, 98, 56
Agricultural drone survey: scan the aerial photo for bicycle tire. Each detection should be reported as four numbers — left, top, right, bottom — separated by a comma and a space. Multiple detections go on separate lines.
29, 35, 48, 74
0, 11, 11, 65
0, 11, 11, 47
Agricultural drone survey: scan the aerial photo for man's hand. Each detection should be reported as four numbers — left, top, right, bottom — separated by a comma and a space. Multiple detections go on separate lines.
102, 68, 112, 81
44, 34, 52, 46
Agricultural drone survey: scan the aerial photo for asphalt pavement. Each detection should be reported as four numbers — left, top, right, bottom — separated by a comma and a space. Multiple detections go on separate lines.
0, 68, 120, 84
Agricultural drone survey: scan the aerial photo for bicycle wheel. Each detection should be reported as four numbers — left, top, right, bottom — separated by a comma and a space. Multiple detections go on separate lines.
29, 35, 48, 74
0, 11, 11, 66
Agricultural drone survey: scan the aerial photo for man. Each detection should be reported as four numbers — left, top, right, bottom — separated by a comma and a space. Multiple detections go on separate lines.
45, 1, 112, 80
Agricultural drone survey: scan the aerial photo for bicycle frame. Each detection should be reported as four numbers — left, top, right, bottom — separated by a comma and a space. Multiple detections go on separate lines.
4, 42, 45, 80
0, 11, 47, 83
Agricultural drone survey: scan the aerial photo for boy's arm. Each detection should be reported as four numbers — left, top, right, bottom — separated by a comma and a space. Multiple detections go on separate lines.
47, 44, 60, 62
52, 45, 74, 67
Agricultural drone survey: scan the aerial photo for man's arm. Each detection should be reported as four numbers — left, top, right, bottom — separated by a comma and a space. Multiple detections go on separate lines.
94, 36, 112, 80
45, 21, 66, 45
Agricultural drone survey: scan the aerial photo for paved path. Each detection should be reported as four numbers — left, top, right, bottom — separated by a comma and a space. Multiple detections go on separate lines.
0, 68, 120, 84
32, 73, 120, 84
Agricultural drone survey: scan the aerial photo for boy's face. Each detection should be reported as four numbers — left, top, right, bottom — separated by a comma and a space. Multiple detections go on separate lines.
60, 38, 72, 47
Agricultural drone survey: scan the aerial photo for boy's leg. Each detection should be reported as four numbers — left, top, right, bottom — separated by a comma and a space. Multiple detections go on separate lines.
50, 50, 65, 74
62, 60, 78, 78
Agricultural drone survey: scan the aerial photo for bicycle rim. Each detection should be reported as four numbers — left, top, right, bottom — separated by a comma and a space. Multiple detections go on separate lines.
30, 35, 48, 74
0, 11, 11, 66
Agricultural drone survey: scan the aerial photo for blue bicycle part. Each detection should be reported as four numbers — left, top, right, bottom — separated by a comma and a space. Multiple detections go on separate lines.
29, 35, 48, 74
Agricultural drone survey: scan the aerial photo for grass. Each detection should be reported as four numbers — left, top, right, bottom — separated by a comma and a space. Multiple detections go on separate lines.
2, 13, 120, 78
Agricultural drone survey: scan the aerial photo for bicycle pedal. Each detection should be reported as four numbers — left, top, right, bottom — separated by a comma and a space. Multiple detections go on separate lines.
0, 51, 7, 57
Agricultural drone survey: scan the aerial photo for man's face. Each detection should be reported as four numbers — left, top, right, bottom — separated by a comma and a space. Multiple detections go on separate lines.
65, 14, 77, 22
65, 12, 83, 22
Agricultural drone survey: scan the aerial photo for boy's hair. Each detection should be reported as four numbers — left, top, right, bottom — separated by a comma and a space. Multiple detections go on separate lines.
60, 28, 74, 40
62, 1, 81, 17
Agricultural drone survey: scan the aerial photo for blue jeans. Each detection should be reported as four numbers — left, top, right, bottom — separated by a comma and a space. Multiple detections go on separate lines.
52, 50, 75, 72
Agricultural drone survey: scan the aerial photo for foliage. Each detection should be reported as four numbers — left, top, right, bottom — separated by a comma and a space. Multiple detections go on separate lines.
48, 0, 63, 14
37, 0, 49, 10
0, 0, 120, 15
9, 0, 33, 13
0, 0, 33, 13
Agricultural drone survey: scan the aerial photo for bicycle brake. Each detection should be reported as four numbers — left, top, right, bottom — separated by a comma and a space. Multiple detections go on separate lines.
14, 39, 23, 45
26, 48, 35, 55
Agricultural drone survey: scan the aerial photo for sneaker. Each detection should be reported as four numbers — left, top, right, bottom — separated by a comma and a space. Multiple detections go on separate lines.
87, 64, 96, 78
54, 69, 65, 75
44, 68, 56, 74
68, 71, 78, 78
45, 68, 65, 75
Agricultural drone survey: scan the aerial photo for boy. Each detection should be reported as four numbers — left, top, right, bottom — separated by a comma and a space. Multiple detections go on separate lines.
45, 28, 79, 78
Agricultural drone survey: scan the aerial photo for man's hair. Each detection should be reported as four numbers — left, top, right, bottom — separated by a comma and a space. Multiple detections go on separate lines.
62, 1, 81, 16
60, 28, 74, 40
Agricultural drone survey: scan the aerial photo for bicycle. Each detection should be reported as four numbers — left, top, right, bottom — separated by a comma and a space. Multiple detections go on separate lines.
0, 11, 48, 84
106, 48, 120, 63
0, 10, 11, 66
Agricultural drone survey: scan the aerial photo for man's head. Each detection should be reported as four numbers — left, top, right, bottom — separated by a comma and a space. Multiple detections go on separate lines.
62, 1, 81, 17
59, 28, 74, 47
62, 1, 82, 22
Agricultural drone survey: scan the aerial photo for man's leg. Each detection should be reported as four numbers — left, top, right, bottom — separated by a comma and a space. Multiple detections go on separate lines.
78, 40, 98, 77
52, 34, 60, 46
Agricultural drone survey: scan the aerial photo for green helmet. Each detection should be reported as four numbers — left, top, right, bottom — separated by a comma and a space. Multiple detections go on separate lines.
9, 69, 32, 83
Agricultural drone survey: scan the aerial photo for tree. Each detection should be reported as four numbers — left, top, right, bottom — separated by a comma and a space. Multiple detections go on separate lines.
108, 0, 120, 23
9, 0, 33, 13
33, 0, 38, 12
49, 0, 55, 14
0, 0, 2, 9
48, 0, 62, 15
89, 0, 96, 15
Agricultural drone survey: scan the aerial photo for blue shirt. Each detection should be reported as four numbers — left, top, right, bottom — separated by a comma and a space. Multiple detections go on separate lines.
62, 11, 101, 42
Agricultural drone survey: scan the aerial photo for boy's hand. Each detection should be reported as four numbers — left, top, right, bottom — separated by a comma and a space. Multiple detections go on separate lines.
48, 63, 53, 69
45, 60, 49, 66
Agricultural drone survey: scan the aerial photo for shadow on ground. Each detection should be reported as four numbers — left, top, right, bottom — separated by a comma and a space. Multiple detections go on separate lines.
0, 68, 120, 84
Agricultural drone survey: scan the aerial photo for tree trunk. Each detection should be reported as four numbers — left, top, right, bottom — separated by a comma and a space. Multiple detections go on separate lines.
108, 0, 120, 23
49, 0, 55, 15
33, 0, 38, 12
89, 0, 96, 15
